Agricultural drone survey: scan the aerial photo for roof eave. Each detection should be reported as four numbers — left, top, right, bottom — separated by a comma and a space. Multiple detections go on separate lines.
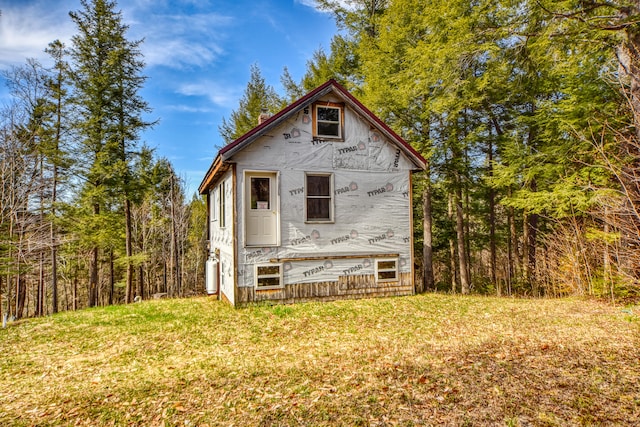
198, 155, 229, 194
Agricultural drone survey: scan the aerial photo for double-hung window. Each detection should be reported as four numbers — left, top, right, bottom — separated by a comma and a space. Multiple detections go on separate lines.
305, 173, 333, 222
313, 102, 343, 139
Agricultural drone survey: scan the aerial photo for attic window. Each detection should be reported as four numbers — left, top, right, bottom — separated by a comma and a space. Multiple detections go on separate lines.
313, 102, 343, 139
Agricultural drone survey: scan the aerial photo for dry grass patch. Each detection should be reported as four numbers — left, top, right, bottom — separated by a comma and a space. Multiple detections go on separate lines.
0, 294, 638, 426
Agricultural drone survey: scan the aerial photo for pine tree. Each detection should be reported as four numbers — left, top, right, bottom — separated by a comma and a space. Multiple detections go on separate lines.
281, 35, 362, 102
68, 0, 153, 306
534, 0, 640, 291
42, 39, 73, 314
218, 64, 283, 144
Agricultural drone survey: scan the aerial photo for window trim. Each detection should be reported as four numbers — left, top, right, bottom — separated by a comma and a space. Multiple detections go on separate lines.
219, 181, 226, 228
211, 187, 218, 222
375, 258, 398, 283
313, 102, 344, 140
305, 172, 334, 223
255, 263, 283, 290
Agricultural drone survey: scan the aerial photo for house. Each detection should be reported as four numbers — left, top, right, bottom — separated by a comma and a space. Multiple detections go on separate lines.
198, 79, 426, 306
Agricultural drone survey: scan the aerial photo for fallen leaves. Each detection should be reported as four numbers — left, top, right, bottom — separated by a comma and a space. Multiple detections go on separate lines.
0, 295, 638, 426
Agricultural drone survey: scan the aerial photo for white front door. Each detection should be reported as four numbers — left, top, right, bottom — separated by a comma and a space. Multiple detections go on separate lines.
245, 171, 279, 246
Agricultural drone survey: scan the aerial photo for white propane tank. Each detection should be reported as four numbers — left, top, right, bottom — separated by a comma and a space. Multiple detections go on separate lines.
206, 258, 218, 295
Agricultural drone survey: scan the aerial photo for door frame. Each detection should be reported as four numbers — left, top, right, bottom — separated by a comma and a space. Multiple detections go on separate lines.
243, 170, 280, 247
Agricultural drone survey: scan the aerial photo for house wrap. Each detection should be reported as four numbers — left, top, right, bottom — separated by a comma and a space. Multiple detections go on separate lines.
199, 80, 426, 306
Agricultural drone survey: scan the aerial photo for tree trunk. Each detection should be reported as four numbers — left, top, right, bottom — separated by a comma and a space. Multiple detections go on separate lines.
124, 198, 134, 303
15, 228, 21, 318
448, 193, 458, 293
36, 157, 45, 317
51, 230, 58, 314
16, 276, 26, 319
138, 218, 145, 300
488, 140, 498, 295
527, 212, 538, 295
51, 167, 58, 314
163, 261, 168, 294
89, 204, 99, 308
138, 264, 145, 300
523, 212, 529, 283
509, 203, 519, 294
422, 176, 434, 292
522, 209, 539, 295
63, 273, 69, 311
38, 253, 44, 316
616, 4, 640, 141
456, 183, 471, 294
109, 249, 114, 305
464, 173, 472, 286
72, 271, 78, 311
170, 175, 181, 296
603, 207, 614, 301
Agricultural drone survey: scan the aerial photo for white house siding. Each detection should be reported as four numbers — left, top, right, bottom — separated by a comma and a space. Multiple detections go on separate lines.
231, 97, 416, 295
209, 170, 235, 305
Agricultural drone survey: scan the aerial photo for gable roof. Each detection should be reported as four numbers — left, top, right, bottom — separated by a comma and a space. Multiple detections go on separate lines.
199, 79, 426, 194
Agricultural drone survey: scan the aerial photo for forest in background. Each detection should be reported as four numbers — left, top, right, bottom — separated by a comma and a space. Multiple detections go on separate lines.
224, 0, 640, 301
1, 0, 207, 320
2, 0, 640, 320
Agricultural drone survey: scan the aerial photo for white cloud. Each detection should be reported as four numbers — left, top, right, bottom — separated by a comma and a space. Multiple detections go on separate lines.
296, 0, 321, 8
176, 80, 239, 107
164, 104, 216, 113
127, 10, 233, 69
143, 36, 223, 69
0, 1, 232, 71
295, 0, 354, 12
0, 2, 76, 68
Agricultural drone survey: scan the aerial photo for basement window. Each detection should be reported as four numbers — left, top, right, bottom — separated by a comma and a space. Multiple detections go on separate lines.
375, 259, 398, 283
313, 102, 343, 139
255, 264, 283, 290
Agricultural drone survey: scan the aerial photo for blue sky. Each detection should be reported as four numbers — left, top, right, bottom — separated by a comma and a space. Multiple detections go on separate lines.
0, 0, 339, 194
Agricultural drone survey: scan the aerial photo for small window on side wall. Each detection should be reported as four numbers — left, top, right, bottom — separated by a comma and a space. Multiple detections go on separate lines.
211, 187, 218, 221
376, 259, 398, 283
306, 173, 333, 222
219, 181, 226, 228
255, 264, 282, 290
313, 102, 343, 139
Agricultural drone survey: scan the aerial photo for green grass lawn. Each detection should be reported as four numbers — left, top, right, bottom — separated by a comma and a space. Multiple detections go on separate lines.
1, 294, 638, 426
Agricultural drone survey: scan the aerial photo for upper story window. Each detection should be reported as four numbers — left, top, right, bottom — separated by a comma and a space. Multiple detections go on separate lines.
313, 102, 343, 140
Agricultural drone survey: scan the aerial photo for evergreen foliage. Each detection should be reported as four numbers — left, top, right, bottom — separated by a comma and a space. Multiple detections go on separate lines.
0, 0, 204, 318
218, 64, 284, 144
2, 0, 639, 319
309, 0, 636, 297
